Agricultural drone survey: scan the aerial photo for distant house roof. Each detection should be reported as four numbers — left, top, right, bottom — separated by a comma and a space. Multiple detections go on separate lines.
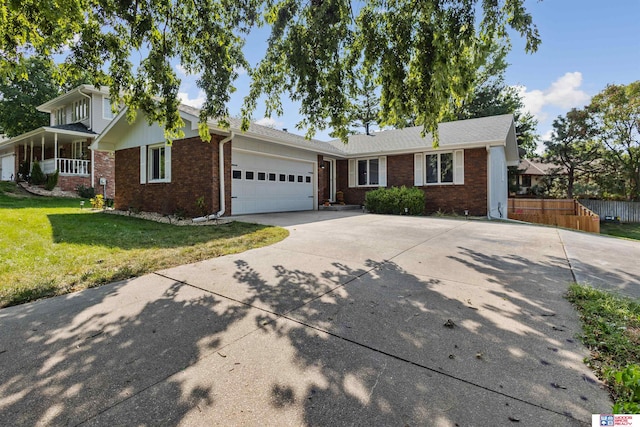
518, 158, 566, 175
37, 85, 111, 113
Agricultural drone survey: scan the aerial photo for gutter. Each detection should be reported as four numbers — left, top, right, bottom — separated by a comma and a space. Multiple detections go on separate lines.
193, 132, 234, 222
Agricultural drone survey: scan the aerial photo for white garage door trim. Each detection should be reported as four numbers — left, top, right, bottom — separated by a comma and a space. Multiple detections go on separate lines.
1, 153, 16, 181
231, 149, 317, 215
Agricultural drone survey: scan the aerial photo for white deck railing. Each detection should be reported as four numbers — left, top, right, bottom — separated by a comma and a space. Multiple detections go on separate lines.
40, 158, 90, 175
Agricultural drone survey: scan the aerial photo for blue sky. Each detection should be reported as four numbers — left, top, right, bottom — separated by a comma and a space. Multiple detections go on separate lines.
176, 0, 640, 149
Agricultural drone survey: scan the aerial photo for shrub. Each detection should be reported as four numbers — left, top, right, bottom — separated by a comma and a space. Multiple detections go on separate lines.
44, 170, 59, 191
77, 185, 96, 198
30, 161, 46, 185
18, 161, 30, 182
90, 194, 104, 210
365, 186, 425, 215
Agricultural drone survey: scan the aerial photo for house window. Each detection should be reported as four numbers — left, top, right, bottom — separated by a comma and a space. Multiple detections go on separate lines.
258, 172, 266, 181
521, 175, 532, 187
55, 108, 66, 125
232, 170, 242, 179
426, 153, 453, 184
358, 158, 379, 186
348, 156, 387, 188
72, 98, 89, 122
103, 97, 114, 120
148, 145, 166, 181
268, 173, 276, 181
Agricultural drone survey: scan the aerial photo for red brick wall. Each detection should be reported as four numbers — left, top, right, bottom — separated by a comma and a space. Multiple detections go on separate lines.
336, 148, 488, 215
115, 135, 230, 217
317, 155, 326, 204
59, 175, 91, 193
93, 149, 115, 199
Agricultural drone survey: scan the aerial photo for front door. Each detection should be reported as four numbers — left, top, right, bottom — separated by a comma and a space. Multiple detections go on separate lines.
323, 159, 336, 202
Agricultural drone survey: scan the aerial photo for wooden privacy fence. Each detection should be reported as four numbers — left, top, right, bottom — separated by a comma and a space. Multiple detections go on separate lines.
508, 198, 600, 233
579, 199, 640, 223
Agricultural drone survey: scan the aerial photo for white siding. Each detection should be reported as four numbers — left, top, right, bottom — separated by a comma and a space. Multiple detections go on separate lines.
91, 94, 112, 133
488, 146, 508, 218
232, 134, 318, 163
113, 114, 200, 151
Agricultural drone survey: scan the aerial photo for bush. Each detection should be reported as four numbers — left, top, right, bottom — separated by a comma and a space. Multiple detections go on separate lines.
44, 170, 59, 191
77, 185, 96, 198
30, 161, 46, 185
90, 194, 104, 210
365, 186, 425, 215
18, 161, 30, 182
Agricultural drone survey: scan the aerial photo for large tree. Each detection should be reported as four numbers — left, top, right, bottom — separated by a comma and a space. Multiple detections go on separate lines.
348, 75, 380, 135
1, 0, 540, 142
0, 57, 61, 137
590, 82, 640, 200
446, 45, 539, 157
543, 108, 601, 199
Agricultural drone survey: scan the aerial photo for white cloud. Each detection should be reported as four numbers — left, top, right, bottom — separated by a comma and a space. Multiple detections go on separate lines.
255, 117, 284, 129
178, 90, 205, 108
540, 129, 554, 142
513, 72, 591, 122
175, 63, 189, 76
234, 65, 247, 76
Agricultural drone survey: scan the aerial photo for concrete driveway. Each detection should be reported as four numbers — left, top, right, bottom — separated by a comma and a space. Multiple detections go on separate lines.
1, 212, 639, 426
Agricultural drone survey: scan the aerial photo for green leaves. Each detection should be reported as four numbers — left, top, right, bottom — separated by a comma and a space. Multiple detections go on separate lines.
1, 1, 540, 143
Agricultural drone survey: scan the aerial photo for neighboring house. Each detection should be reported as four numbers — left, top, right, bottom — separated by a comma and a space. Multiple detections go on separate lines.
512, 158, 565, 195
93, 106, 518, 218
0, 85, 116, 198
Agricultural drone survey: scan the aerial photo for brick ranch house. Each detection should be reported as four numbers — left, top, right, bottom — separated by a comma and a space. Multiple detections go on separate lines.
92, 105, 518, 218
0, 85, 115, 198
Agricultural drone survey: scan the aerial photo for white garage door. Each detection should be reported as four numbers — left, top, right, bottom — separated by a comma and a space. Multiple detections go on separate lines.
232, 151, 315, 215
1, 154, 15, 181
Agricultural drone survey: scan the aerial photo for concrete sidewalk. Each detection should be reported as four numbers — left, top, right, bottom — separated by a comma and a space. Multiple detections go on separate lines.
2, 212, 638, 426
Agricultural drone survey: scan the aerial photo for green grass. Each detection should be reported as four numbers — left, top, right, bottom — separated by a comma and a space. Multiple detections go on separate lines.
601, 222, 640, 241
566, 284, 640, 413
0, 182, 288, 308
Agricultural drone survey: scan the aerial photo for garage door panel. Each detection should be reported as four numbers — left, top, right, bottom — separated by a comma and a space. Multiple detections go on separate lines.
1, 155, 15, 181
232, 151, 314, 215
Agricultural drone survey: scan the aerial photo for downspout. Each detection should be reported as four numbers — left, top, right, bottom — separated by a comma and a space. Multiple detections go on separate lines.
210, 132, 233, 219
194, 132, 234, 222
486, 145, 492, 219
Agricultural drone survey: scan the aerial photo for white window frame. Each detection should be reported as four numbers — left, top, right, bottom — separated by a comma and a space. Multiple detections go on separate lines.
348, 156, 387, 188
140, 143, 171, 184
414, 150, 464, 186
72, 99, 89, 122
55, 108, 66, 126
102, 96, 115, 120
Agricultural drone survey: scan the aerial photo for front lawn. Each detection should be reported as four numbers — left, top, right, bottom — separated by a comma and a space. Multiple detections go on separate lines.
600, 222, 640, 241
0, 182, 288, 308
566, 284, 640, 413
